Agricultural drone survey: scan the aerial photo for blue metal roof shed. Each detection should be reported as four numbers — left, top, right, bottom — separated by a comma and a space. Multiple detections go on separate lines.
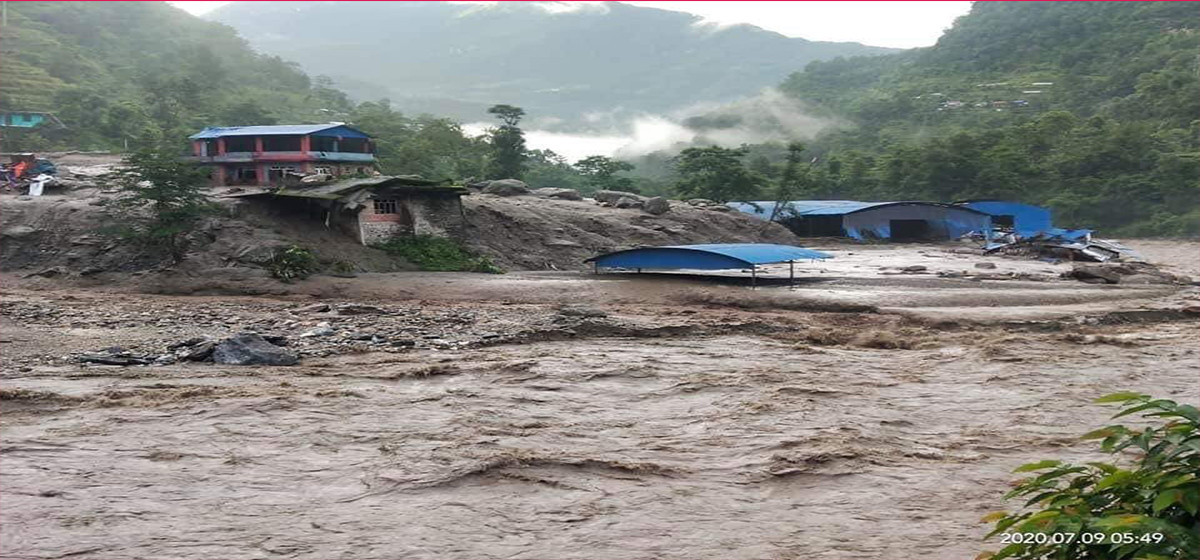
729, 200, 992, 241
956, 200, 1052, 236
585, 243, 832, 286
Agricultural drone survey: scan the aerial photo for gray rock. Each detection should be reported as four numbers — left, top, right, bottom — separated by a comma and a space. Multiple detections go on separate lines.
1067, 264, 1124, 284
643, 196, 670, 215
974, 262, 998, 269
300, 322, 335, 338
1116, 273, 1169, 285
336, 304, 385, 315
295, 303, 331, 313
707, 205, 732, 212
212, 333, 298, 366
901, 265, 928, 273
593, 190, 646, 205
558, 305, 608, 318
178, 341, 216, 361
686, 198, 716, 206
613, 196, 644, 209
79, 354, 152, 366
482, 179, 530, 196
545, 239, 582, 248
2, 226, 37, 238
533, 187, 582, 201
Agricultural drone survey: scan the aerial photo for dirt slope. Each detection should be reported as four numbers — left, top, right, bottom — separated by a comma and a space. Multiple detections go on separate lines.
462, 193, 800, 270
1, 174, 801, 286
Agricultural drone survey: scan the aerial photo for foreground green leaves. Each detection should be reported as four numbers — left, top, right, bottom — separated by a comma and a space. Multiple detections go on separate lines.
980, 394, 1199, 560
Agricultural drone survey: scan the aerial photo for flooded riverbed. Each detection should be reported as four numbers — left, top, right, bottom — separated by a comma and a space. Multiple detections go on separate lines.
2, 241, 1197, 559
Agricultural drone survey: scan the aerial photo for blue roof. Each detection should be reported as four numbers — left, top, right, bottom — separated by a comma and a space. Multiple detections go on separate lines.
586, 243, 832, 270
957, 200, 1053, 236
728, 200, 941, 218
189, 124, 371, 139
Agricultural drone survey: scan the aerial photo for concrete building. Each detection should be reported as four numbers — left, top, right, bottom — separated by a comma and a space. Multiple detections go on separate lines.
189, 124, 377, 186
226, 176, 467, 245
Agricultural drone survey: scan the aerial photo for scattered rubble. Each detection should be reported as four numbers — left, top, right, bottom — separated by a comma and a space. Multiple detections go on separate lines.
1064, 262, 1186, 285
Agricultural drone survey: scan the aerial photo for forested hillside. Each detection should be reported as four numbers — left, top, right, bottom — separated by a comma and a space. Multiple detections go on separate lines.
0, 1, 349, 150
770, 2, 1199, 235
0, 1, 502, 182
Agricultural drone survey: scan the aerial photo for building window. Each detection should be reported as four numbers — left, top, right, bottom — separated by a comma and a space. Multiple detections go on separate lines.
374, 199, 398, 214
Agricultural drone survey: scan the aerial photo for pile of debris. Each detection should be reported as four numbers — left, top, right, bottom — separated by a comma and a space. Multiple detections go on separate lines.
1064, 262, 1191, 285
78, 332, 298, 366
985, 229, 1141, 263
1, 153, 57, 196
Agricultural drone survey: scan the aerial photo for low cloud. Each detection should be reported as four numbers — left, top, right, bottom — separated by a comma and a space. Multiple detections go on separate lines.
466, 89, 839, 162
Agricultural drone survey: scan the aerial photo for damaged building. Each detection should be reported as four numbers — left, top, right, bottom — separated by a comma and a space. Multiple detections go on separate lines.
225, 176, 467, 245
729, 200, 993, 241
189, 124, 378, 186
956, 200, 1054, 236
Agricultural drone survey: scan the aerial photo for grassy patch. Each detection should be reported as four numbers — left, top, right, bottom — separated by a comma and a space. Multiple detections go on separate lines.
374, 235, 503, 273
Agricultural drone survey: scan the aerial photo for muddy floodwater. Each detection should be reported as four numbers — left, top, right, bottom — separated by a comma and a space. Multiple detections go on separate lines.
1, 242, 1197, 559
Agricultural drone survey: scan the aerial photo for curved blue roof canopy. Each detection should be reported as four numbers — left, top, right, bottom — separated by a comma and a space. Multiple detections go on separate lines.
586, 243, 832, 270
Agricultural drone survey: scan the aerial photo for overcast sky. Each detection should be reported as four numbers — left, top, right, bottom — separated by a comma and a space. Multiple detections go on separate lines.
168, 1, 972, 49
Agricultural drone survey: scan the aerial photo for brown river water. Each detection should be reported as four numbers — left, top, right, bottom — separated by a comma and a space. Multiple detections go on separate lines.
1, 241, 1197, 559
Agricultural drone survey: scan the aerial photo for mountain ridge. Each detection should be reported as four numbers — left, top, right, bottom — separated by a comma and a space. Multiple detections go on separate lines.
207, 1, 897, 127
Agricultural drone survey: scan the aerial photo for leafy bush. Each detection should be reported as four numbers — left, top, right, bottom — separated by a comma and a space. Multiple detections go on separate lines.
265, 246, 318, 282
980, 393, 1199, 560
374, 235, 502, 273
106, 146, 216, 262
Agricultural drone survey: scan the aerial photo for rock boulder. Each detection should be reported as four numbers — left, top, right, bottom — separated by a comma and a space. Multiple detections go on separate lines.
482, 179, 531, 197
533, 187, 583, 201
212, 333, 299, 366
643, 196, 670, 215
593, 190, 646, 205
613, 196, 644, 209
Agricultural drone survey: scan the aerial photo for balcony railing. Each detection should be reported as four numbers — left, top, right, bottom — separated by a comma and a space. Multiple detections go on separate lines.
187, 151, 376, 163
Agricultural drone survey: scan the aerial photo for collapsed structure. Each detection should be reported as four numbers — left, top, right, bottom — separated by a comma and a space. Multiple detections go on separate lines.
224, 176, 467, 245
729, 200, 993, 241
189, 124, 378, 186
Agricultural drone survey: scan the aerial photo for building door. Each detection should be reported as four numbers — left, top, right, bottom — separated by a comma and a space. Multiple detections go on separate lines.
890, 219, 933, 241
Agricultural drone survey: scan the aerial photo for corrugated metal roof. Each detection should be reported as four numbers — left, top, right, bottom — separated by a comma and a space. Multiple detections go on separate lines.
731, 200, 992, 217
586, 243, 831, 270
730, 200, 898, 217
188, 124, 370, 139
226, 176, 462, 201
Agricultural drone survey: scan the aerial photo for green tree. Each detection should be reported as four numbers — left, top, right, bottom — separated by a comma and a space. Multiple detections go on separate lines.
485, 104, 527, 179
107, 147, 216, 262
980, 393, 1199, 560
673, 145, 765, 202
574, 155, 635, 192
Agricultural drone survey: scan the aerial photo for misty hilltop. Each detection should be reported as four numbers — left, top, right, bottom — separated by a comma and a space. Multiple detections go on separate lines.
207, 1, 895, 127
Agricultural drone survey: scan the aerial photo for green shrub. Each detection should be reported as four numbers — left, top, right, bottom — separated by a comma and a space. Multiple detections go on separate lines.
106, 146, 217, 262
265, 246, 318, 282
374, 235, 502, 273
980, 393, 1199, 560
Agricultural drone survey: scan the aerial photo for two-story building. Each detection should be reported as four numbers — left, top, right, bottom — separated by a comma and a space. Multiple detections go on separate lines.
188, 124, 378, 186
